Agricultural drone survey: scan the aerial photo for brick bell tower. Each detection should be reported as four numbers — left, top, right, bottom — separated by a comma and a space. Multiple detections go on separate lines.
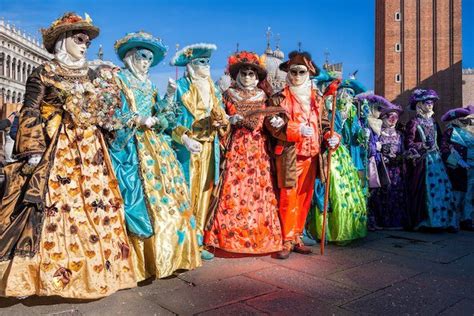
375, 0, 462, 122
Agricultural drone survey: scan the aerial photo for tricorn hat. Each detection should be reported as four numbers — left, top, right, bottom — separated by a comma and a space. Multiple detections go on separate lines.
279, 51, 320, 77
170, 43, 217, 67
441, 105, 474, 122
227, 51, 267, 81
41, 12, 99, 54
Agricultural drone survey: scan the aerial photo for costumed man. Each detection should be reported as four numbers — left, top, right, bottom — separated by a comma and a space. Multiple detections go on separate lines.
204, 51, 282, 254
313, 79, 368, 244
0, 13, 136, 298
441, 105, 474, 231
405, 89, 457, 231
264, 51, 340, 259
109, 32, 201, 280
170, 43, 229, 260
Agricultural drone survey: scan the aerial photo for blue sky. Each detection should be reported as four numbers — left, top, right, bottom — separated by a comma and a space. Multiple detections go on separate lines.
1, 0, 473, 93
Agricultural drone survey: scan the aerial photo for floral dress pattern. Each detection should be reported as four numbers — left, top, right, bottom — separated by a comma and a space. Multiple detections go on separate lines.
205, 88, 282, 253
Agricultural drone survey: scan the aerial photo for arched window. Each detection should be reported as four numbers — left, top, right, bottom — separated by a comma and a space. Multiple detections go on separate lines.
0, 52, 4, 77
6, 90, 11, 103
17, 60, 21, 81
27, 64, 31, 76
1, 88, 5, 103
12, 91, 16, 103
6, 55, 11, 79
17, 92, 21, 103
12, 58, 16, 80
22, 61, 26, 82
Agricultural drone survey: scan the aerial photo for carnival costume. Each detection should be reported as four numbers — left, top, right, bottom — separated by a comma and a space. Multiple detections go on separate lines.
170, 43, 229, 260
0, 13, 136, 298
441, 105, 474, 231
265, 51, 338, 259
205, 51, 282, 254
405, 89, 457, 231
314, 79, 368, 243
108, 32, 201, 280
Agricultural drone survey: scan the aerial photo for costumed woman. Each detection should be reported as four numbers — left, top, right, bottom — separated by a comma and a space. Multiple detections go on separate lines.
170, 43, 229, 260
367, 99, 407, 229
204, 51, 282, 254
0, 13, 136, 298
405, 89, 457, 231
441, 105, 474, 231
108, 32, 201, 280
264, 51, 339, 259
313, 78, 368, 244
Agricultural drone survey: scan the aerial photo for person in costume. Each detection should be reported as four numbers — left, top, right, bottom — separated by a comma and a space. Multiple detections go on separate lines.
0, 13, 136, 298
108, 32, 201, 280
368, 101, 407, 229
170, 43, 229, 260
440, 105, 474, 231
405, 89, 457, 231
313, 78, 368, 244
264, 51, 340, 259
204, 51, 282, 254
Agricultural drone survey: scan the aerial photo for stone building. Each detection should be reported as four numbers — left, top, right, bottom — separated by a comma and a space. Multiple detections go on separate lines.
375, 0, 462, 121
462, 68, 474, 106
0, 18, 52, 117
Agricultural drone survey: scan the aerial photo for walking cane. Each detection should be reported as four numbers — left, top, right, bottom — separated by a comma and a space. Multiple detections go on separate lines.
320, 78, 341, 255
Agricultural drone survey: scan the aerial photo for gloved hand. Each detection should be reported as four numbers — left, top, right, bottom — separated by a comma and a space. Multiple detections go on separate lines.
458, 159, 470, 169
182, 134, 202, 154
155, 114, 169, 130
327, 135, 340, 149
376, 142, 382, 152
425, 136, 435, 149
166, 78, 177, 100
269, 116, 285, 129
28, 154, 42, 165
229, 114, 244, 125
381, 144, 391, 156
300, 124, 314, 138
139, 116, 158, 129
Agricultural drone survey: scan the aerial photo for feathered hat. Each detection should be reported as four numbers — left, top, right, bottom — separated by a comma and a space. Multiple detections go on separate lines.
409, 89, 439, 110
41, 12, 99, 54
114, 31, 168, 67
441, 105, 474, 122
170, 43, 217, 67
227, 51, 267, 81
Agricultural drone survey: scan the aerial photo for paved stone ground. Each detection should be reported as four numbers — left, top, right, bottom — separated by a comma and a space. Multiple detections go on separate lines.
1, 230, 474, 315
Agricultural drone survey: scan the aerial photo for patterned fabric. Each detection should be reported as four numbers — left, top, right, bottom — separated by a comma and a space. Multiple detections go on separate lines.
205, 88, 282, 253
405, 116, 458, 230
314, 145, 367, 242
369, 127, 407, 228
0, 61, 136, 299
109, 69, 201, 280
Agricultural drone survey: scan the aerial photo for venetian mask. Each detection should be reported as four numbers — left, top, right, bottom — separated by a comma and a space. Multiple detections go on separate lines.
370, 104, 382, 119
238, 66, 258, 87
382, 112, 399, 128
190, 57, 211, 78
417, 99, 435, 115
65, 32, 90, 60
133, 48, 154, 74
288, 64, 309, 86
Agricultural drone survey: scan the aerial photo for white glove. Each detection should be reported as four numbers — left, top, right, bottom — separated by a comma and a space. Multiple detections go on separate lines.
166, 78, 177, 97
182, 134, 202, 154
365, 128, 371, 140
139, 116, 158, 129
300, 124, 314, 138
458, 159, 470, 169
269, 116, 285, 129
376, 142, 382, 151
28, 154, 42, 165
328, 135, 340, 149
229, 114, 244, 125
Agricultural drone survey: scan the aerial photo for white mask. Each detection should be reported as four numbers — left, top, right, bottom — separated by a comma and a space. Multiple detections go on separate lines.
236, 67, 258, 90
416, 100, 434, 118
123, 48, 153, 81
287, 64, 309, 86
54, 32, 88, 69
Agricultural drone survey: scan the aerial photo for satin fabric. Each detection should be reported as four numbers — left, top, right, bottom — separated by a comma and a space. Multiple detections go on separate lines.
315, 146, 368, 242
280, 156, 318, 243
109, 69, 201, 280
172, 75, 228, 245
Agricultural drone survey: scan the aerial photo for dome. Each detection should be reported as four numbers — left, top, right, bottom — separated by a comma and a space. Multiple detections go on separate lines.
273, 48, 284, 60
